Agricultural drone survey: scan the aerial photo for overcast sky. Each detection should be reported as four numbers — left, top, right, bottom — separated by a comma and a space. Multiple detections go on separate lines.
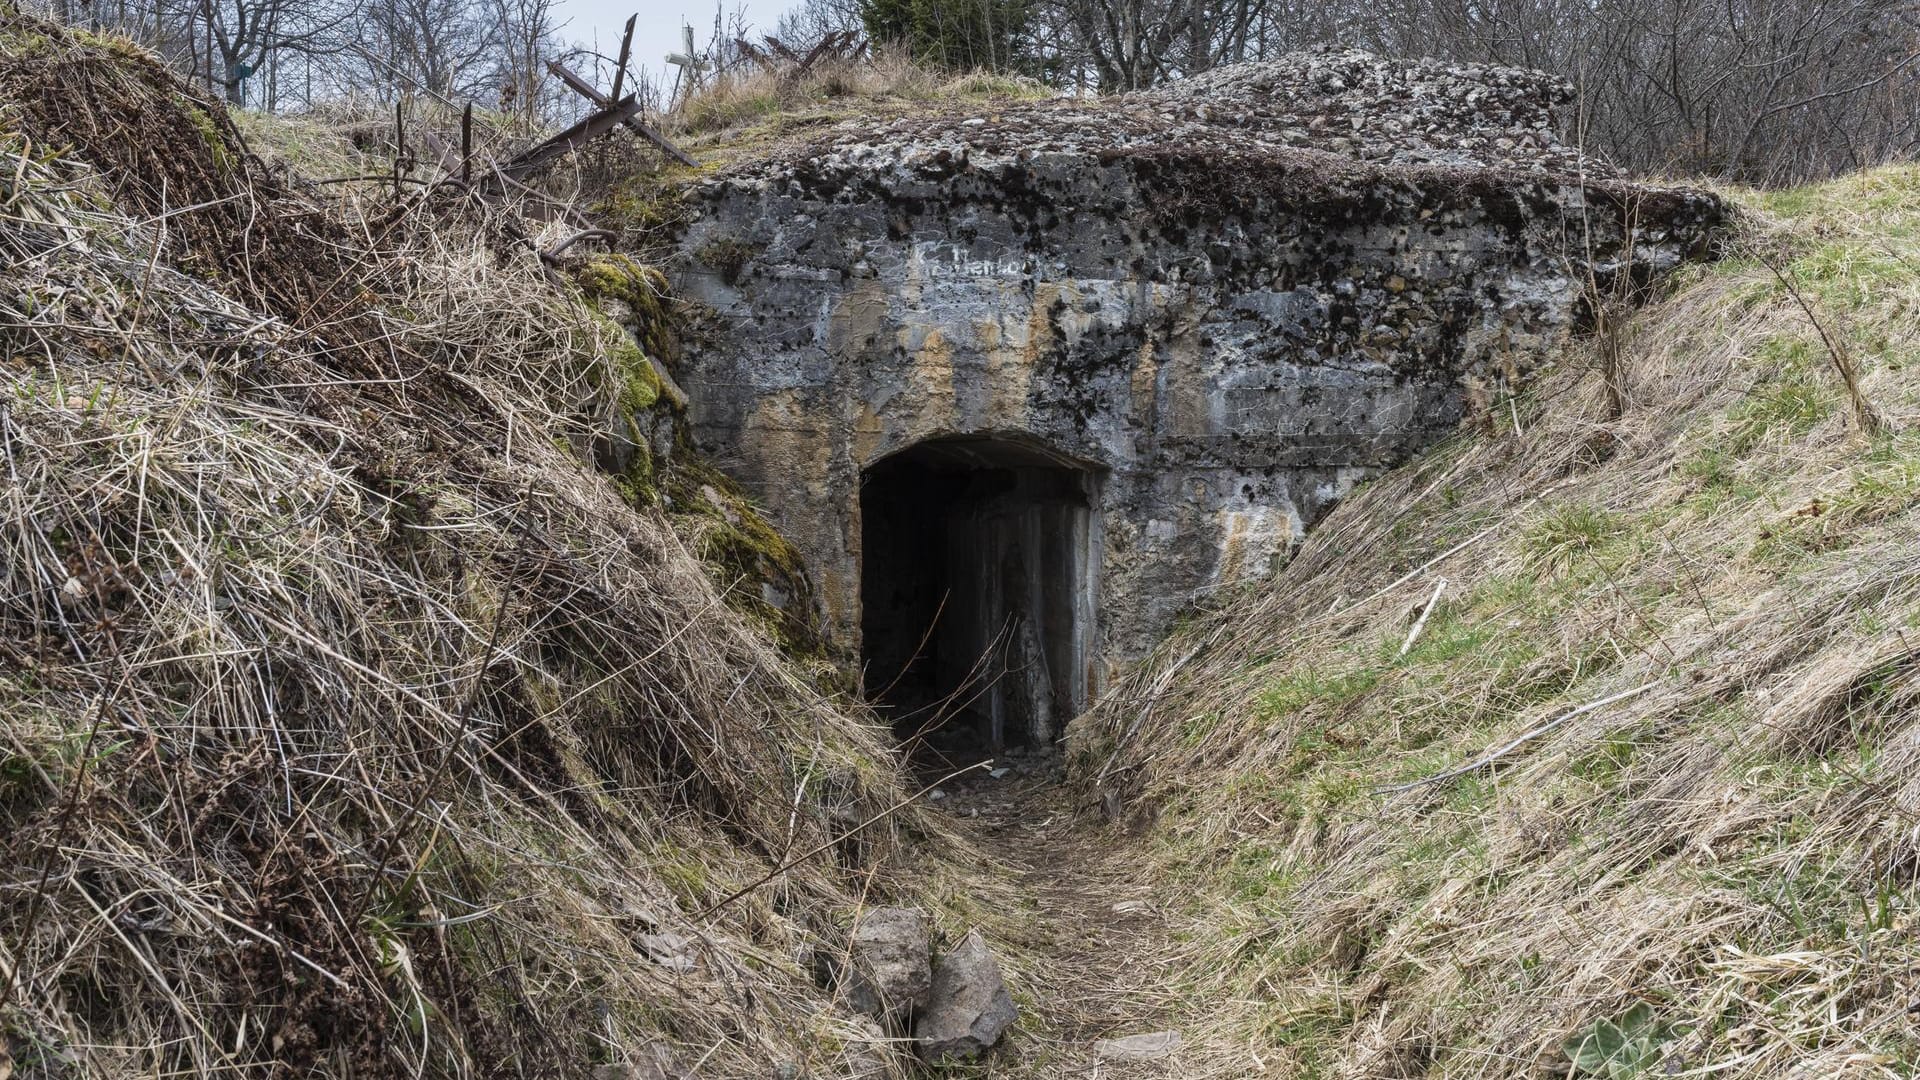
553, 0, 803, 99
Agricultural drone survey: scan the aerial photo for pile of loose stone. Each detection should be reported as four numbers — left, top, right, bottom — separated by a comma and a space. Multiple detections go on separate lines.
721, 46, 1613, 184
1141, 47, 1599, 174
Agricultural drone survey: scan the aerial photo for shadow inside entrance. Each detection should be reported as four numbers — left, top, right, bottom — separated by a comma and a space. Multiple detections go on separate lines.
860, 435, 1101, 758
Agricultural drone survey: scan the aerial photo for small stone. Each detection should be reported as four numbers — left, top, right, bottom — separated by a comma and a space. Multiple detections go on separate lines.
848, 907, 933, 1027
1093, 1031, 1183, 1062
637, 931, 699, 973
928, 789, 946, 801
988, 767, 1011, 779
915, 931, 1018, 1063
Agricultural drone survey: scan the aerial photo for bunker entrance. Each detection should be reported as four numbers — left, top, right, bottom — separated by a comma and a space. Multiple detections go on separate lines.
860, 436, 1101, 756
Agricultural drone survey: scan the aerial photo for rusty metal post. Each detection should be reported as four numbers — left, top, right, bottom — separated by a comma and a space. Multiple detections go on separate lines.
610, 14, 636, 104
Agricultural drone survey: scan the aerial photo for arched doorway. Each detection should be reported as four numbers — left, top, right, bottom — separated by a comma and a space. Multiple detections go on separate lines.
859, 435, 1101, 756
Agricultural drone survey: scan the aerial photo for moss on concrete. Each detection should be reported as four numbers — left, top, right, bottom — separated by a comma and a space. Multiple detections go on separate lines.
605, 327, 662, 414
576, 253, 675, 361
664, 446, 835, 668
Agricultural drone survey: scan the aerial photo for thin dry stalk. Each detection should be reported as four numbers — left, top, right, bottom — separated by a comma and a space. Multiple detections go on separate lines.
1757, 249, 1888, 436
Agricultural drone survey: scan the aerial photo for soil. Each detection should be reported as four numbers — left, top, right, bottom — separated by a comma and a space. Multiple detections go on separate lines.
918, 748, 1190, 1077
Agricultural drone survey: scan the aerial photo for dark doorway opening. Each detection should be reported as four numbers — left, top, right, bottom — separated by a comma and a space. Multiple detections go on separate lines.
860, 435, 1101, 756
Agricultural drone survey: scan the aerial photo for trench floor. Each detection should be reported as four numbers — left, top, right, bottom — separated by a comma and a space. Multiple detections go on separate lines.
920, 751, 1191, 1078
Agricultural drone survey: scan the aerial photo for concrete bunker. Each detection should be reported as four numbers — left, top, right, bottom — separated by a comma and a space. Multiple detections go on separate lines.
669, 51, 1725, 713
860, 435, 1102, 754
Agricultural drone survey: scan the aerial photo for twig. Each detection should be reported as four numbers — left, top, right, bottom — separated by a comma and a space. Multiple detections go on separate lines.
1398, 577, 1448, 657
1756, 249, 1886, 435
692, 761, 993, 921
1094, 631, 1219, 784
0, 668, 132, 1013
1338, 480, 1574, 616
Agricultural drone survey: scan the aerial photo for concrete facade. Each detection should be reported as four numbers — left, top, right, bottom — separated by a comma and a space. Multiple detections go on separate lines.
665, 50, 1723, 741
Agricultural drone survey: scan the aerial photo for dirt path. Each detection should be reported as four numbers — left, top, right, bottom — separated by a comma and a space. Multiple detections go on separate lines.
926, 754, 1191, 1077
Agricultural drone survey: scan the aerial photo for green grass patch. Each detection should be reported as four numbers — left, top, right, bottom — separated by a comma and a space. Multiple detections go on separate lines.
1568, 722, 1653, 786
1256, 665, 1381, 724
1526, 503, 1623, 571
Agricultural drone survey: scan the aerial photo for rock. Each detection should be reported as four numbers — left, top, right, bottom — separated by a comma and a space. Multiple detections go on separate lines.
802, 946, 849, 1000
637, 930, 699, 973
847, 907, 932, 1026
1094, 1031, 1182, 1062
914, 931, 1018, 1063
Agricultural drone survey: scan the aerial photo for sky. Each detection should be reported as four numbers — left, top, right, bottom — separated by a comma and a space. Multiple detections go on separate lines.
552, 0, 804, 101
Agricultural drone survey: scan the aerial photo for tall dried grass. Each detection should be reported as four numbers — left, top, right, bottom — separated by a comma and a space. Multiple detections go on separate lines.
666, 49, 1051, 140
0, 19, 944, 1078
1077, 166, 1920, 1077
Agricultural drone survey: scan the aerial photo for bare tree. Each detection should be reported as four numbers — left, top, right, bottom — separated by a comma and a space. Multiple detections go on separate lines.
1030, 0, 1263, 90
356, 0, 498, 100
198, 0, 358, 103
775, 0, 865, 49
490, 0, 564, 123
1365, 0, 1920, 182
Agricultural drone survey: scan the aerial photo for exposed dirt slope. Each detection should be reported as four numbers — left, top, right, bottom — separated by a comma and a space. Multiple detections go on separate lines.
1076, 167, 1920, 1077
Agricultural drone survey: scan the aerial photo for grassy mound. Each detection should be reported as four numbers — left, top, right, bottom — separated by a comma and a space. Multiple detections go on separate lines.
0, 20, 945, 1078
668, 53, 1052, 141
1077, 166, 1920, 1077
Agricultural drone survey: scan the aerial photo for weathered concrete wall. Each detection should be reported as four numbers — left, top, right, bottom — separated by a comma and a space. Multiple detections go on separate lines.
666, 50, 1723, 694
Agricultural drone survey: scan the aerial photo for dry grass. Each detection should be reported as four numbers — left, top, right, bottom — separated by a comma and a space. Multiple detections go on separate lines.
1075, 165, 1920, 1078
0, 19, 960, 1078
666, 50, 1051, 142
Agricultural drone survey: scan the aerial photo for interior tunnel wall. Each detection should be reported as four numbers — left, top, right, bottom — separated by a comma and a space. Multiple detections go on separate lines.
861, 448, 1100, 751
